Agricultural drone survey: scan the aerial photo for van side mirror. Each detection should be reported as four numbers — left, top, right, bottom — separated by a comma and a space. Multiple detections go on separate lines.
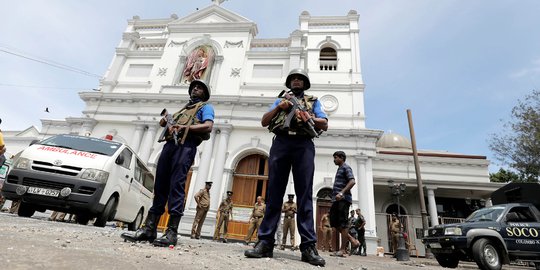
115, 155, 125, 165
29, 139, 40, 146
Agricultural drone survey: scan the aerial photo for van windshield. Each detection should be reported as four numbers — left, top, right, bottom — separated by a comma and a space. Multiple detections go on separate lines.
38, 134, 122, 157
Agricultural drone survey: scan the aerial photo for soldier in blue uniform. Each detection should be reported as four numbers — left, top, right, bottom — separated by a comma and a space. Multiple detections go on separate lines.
244, 68, 328, 267
121, 79, 214, 247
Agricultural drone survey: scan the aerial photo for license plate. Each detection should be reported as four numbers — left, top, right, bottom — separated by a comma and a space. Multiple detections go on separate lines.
27, 186, 60, 197
430, 242, 442, 249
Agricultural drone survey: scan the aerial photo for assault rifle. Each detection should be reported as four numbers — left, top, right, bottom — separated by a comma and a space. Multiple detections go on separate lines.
157, 108, 178, 146
278, 90, 320, 138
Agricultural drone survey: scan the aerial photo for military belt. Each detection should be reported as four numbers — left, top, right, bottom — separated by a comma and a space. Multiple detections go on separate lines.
273, 130, 313, 138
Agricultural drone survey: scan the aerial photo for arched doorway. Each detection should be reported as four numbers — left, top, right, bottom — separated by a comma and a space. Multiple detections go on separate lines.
227, 154, 268, 240
385, 203, 407, 217
315, 188, 338, 251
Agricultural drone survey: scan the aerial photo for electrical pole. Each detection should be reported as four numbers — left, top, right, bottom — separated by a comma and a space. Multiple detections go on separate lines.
406, 109, 432, 258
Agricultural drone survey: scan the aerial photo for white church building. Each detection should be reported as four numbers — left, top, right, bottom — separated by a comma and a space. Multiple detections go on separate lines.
3, 2, 504, 256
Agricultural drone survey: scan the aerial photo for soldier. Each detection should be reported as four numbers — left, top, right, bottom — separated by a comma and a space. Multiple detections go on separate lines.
214, 191, 234, 243
319, 213, 333, 252
191, 181, 212, 239
280, 194, 297, 250
245, 68, 327, 267
244, 196, 265, 245
390, 213, 402, 255
121, 79, 214, 247
348, 210, 358, 254
355, 208, 367, 256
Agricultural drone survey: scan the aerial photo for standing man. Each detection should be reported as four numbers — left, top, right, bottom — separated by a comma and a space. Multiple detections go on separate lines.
355, 208, 367, 256
214, 191, 234, 243
329, 151, 359, 257
389, 213, 402, 255
191, 181, 212, 239
245, 68, 327, 267
121, 79, 214, 247
280, 194, 297, 250
245, 196, 265, 245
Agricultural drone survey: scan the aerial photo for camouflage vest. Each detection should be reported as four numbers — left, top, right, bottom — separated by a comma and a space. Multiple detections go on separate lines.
165, 102, 209, 142
268, 95, 317, 137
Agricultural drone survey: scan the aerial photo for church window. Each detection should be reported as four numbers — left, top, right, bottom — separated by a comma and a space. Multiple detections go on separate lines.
319, 47, 337, 71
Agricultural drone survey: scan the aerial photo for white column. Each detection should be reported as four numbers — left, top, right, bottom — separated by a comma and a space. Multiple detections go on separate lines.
355, 155, 376, 237
139, 124, 158, 164
130, 122, 146, 154
427, 187, 439, 226
355, 156, 379, 255
195, 129, 216, 187
209, 124, 232, 210
185, 129, 216, 210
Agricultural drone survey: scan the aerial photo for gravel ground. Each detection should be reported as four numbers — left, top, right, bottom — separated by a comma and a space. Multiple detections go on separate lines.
0, 212, 525, 270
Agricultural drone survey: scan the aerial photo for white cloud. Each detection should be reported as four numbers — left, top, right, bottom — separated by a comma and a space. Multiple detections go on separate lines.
509, 58, 540, 79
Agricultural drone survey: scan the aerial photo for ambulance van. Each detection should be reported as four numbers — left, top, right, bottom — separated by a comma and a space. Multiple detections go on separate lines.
1, 134, 154, 230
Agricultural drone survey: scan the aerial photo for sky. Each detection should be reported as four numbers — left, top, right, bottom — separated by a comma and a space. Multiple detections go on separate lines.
1, 0, 540, 173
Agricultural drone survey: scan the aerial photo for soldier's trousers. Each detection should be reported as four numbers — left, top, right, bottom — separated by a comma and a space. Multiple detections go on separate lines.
150, 139, 197, 217
282, 217, 296, 246
245, 217, 262, 242
257, 135, 316, 251
391, 232, 399, 253
321, 226, 333, 251
214, 214, 230, 239
191, 206, 208, 237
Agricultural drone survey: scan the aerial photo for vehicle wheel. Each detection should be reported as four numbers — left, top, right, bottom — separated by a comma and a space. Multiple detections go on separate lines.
75, 214, 91, 225
17, 202, 35, 217
127, 209, 144, 231
434, 254, 459, 268
94, 196, 118, 227
472, 238, 502, 270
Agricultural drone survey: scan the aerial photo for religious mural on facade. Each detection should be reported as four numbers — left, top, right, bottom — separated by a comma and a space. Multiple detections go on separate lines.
182, 45, 214, 83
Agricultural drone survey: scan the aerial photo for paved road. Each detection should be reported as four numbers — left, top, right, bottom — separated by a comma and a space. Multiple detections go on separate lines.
0, 212, 534, 270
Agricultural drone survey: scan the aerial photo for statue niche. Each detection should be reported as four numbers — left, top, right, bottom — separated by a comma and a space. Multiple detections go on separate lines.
182, 45, 215, 84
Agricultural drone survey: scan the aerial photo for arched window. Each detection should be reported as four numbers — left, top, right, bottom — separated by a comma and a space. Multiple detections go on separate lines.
319, 47, 337, 71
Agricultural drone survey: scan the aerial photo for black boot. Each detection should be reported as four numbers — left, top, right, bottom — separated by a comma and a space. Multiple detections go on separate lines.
244, 241, 273, 258
153, 215, 181, 247
301, 244, 326, 266
121, 212, 160, 243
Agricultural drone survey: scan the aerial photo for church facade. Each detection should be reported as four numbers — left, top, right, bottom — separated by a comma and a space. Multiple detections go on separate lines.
4, 3, 503, 256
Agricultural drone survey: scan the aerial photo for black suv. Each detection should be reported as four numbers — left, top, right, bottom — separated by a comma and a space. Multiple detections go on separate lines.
423, 183, 540, 270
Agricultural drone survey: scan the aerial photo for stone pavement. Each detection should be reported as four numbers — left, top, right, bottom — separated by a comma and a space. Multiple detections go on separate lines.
0, 212, 534, 269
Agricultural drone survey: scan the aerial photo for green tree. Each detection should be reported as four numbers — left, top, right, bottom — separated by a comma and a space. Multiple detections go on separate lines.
489, 90, 540, 182
489, 168, 520, 183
